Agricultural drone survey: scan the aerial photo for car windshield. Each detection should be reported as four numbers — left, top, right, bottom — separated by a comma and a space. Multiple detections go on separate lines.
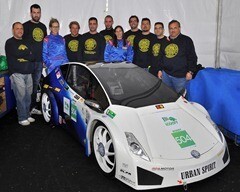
91, 64, 179, 108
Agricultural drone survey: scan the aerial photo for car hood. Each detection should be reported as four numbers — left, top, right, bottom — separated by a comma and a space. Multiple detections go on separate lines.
135, 101, 218, 160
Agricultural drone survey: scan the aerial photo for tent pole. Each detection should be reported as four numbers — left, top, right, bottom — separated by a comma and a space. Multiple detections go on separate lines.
215, 0, 223, 68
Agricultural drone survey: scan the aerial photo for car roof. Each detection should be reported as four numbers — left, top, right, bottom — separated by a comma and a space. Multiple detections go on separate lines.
64, 62, 137, 70
89, 62, 137, 69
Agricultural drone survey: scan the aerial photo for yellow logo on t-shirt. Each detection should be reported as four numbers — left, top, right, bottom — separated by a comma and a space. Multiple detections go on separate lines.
153, 43, 160, 56
32, 27, 44, 42
68, 40, 79, 52
139, 39, 150, 52
104, 35, 112, 42
85, 38, 97, 51
127, 35, 135, 46
18, 44, 28, 50
165, 43, 178, 58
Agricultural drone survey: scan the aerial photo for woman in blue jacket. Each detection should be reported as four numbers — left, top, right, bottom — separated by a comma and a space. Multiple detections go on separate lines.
104, 25, 133, 63
43, 18, 68, 74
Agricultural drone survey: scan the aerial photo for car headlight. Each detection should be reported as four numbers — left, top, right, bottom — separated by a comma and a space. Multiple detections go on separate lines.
125, 132, 150, 161
206, 116, 224, 143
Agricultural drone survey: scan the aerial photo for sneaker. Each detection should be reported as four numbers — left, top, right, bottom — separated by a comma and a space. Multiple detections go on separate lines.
19, 120, 30, 126
28, 117, 35, 123
31, 108, 42, 115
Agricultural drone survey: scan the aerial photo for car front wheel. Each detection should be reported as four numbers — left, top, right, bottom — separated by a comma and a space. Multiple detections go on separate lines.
93, 125, 116, 176
41, 91, 59, 125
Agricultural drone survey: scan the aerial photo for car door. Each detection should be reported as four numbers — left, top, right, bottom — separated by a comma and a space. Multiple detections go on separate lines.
63, 64, 109, 145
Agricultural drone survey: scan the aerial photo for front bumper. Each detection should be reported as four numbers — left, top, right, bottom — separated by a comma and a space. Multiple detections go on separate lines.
116, 142, 230, 190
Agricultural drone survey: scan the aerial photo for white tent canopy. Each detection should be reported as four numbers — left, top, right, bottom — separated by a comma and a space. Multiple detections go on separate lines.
0, 0, 239, 70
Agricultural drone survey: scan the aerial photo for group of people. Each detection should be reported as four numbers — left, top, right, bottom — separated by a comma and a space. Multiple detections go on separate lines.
4, 3, 198, 126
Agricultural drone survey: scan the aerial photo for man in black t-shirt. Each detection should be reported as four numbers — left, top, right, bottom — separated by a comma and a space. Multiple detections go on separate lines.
23, 4, 47, 115
64, 21, 82, 62
159, 20, 197, 93
100, 15, 114, 42
5, 22, 35, 126
133, 18, 157, 72
150, 22, 167, 77
124, 15, 142, 46
80, 17, 105, 62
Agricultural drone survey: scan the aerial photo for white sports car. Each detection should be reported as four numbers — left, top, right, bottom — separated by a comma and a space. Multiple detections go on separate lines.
41, 62, 230, 190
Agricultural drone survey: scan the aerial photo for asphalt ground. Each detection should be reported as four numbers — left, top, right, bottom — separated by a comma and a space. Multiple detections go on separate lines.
0, 110, 239, 192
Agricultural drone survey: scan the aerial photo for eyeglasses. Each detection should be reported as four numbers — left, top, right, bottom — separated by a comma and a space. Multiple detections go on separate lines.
52, 26, 59, 28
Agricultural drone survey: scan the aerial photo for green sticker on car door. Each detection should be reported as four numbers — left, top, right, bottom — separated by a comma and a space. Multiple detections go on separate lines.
171, 130, 195, 148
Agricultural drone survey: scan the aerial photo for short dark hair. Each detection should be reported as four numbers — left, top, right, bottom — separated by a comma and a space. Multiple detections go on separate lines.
129, 15, 139, 23
141, 18, 151, 25
12, 22, 22, 29
30, 4, 41, 12
89, 17, 98, 24
154, 22, 164, 29
168, 20, 181, 28
105, 15, 113, 21
69, 21, 80, 29
49, 18, 59, 28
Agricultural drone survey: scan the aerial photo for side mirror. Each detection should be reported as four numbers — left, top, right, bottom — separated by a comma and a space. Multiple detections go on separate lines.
84, 100, 104, 113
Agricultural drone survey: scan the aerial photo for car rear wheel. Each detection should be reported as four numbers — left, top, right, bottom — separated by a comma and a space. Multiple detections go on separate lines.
93, 125, 115, 176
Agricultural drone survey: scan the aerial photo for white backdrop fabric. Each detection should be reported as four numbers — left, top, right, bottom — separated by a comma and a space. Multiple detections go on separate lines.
219, 0, 240, 70
0, 0, 238, 69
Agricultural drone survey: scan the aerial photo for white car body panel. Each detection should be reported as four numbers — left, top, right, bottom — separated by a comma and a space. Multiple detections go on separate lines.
45, 62, 229, 190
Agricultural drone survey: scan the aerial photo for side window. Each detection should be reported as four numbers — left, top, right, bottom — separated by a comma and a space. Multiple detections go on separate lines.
66, 65, 109, 110
66, 65, 90, 99
89, 75, 109, 110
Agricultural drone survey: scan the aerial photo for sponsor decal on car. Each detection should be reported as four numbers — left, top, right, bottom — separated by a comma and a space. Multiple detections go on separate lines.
180, 162, 216, 180
171, 130, 196, 148
74, 94, 80, 100
162, 116, 178, 126
71, 102, 77, 122
54, 87, 61, 92
63, 97, 70, 115
119, 175, 135, 186
152, 167, 174, 171
155, 104, 164, 109
79, 97, 84, 103
59, 79, 65, 85
106, 109, 116, 119
120, 169, 131, 175
43, 84, 49, 89
56, 71, 61, 79
191, 150, 201, 159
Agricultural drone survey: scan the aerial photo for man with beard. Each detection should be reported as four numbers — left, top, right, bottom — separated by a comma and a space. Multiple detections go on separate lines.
133, 18, 157, 73
100, 15, 114, 42
124, 15, 142, 46
159, 20, 197, 93
64, 21, 82, 62
80, 17, 105, 62
23, 4, 47, 115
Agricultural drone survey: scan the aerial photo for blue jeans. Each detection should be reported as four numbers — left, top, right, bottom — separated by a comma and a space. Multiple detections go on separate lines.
162, 71, 187, 93
10, 73, 33, 121
31, 62, 43, 108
